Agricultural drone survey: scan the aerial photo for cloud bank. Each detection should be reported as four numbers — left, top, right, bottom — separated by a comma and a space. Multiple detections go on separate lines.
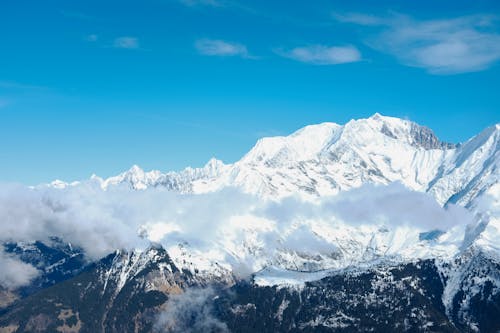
0, 181, 474, 289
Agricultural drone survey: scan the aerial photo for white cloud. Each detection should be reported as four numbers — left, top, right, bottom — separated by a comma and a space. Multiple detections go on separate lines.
260, 183, 473, 231
332, 12, 387, 26
0, 181, 476, 289
178, 0, 222, 7
154, 287, 228, 332
113, 37, 139, 49
85, 34, 98, 42
279, 45, 362, 65
195, 39, 249, 57
335, 13, 500, 74
0, 250, 39, 289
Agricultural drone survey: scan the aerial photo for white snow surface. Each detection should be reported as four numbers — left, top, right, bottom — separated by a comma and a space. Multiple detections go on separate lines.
253, 267, 336, 287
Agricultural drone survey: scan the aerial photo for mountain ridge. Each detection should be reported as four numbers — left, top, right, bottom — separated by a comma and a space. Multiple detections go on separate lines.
46, 113, 499, 209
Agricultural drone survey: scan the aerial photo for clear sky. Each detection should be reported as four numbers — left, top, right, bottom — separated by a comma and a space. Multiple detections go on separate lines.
1, 0, 499, 184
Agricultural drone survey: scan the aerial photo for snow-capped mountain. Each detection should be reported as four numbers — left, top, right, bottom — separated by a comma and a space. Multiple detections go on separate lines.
2, 114, 498, 332
61, 113, 497, 210
39, 113, 499, 283
94, 157, 229, 192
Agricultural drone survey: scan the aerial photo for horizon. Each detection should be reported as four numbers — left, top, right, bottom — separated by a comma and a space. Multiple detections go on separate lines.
1, 0, 499, 184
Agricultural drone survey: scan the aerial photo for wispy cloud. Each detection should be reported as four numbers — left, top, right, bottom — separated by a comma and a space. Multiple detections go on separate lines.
155, 288, 229, 332
85, 34, 98, 42
333, 12, 387, 26
0, 81, 48, 90
335, 13, 500, 74
177, 0, 264, 19
0, 81, 51, 110
178, 0, 223, 7
0, 250, 39, 289
195, 39, 250, 58
59, 10, 95, 20
278, 45, 362, 65
113, 37, 139, 49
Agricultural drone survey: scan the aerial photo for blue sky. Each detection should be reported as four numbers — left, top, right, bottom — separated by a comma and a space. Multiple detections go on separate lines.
1, 0, 499, 184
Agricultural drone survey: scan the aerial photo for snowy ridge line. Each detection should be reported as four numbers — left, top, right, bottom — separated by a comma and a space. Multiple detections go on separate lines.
43, 114, 498, 210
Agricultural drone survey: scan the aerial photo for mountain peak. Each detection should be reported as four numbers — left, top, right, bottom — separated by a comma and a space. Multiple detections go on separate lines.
346, 114, 455, 150
367, 112, 404, 123
369, 112, 383, 120
127, 164, 144, 174
241, 122, 342, 166
204, 157, 225, 169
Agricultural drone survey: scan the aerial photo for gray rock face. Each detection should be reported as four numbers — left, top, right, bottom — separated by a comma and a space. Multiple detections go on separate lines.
410, 123, 456, 150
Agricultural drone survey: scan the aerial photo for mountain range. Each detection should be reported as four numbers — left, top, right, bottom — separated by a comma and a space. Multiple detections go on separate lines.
1, 113, 499, 332
51, 113, 498, 209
